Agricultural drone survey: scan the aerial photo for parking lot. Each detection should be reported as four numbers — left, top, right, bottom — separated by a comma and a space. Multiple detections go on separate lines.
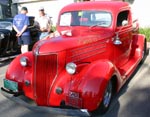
0, 50, 150, 117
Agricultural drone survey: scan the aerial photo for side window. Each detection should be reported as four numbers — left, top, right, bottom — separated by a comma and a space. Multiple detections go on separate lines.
117, 11, 129, 27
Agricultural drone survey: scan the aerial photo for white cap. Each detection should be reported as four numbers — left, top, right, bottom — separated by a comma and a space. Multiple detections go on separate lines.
39, 6, 44, 11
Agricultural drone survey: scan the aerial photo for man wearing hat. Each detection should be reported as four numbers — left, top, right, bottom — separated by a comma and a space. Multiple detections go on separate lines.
35, 7, 52, 40
13, 7, 31, 53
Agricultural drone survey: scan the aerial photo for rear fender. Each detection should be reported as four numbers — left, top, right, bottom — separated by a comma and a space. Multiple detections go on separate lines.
70, 60, 117, 111
131, 34, 146, 58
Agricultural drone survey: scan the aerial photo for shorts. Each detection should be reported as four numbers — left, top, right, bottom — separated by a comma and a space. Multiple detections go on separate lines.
18, 35, 31, 45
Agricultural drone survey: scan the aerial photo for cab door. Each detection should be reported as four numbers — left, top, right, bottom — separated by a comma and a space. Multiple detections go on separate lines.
113, 10, 133, 76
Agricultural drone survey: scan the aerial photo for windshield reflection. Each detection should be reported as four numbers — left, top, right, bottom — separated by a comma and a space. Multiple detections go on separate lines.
59, 10, 112, 27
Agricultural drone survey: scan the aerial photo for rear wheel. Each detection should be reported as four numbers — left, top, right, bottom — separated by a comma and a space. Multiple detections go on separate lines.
92, 81, 113, 115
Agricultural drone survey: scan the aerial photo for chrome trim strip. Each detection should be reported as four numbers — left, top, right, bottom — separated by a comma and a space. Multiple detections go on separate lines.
70, 45, 106, 58
73, 50, 106, 62
71, 40, 106, 53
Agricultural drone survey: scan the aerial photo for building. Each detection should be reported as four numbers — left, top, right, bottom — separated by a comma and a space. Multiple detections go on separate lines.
12, 0, 76, 25
0, 0, 12, 19
12, 0, 150, 27
131, 0, 150, 28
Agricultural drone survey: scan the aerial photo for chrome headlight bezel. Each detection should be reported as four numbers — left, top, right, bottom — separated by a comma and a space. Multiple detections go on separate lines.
20, 56, 28, 67
66, 62, 77, 75
0, 32, 5, 39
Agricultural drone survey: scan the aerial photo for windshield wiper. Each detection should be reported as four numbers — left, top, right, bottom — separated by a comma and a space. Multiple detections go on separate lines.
89, 22, 107, 29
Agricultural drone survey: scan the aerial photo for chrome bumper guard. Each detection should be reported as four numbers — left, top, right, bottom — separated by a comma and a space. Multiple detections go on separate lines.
1, 87, 91, 117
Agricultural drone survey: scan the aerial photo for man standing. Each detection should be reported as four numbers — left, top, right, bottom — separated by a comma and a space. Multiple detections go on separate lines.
35, 7, 52, 40
13, 7, 31, 54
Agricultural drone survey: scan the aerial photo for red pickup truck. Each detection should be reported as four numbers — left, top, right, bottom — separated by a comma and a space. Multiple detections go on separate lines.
1, 1, 147, 116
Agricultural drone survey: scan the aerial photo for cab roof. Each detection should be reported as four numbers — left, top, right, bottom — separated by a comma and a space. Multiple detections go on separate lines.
60, 1, 130, 13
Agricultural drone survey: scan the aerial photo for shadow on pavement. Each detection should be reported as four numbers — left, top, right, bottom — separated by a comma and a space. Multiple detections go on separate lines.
0, 59, 13, 67
103, 54, 150, 117
0, 96, 66, 117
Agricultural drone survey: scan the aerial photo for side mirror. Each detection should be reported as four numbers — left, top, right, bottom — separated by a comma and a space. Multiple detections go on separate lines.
122, 20, 128, 26
113, 20, 128, 45
113, 32, 122, 45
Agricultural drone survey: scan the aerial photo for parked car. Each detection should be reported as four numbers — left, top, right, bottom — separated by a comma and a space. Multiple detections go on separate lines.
1, 1, 147, 116
0, 17, 38, 61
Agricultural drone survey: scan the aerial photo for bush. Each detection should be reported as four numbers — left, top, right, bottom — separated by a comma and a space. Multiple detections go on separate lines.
139, 28, 150, 41
50, 26, 56, 33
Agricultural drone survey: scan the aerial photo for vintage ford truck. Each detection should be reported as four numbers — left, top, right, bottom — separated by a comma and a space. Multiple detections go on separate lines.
1, 1, 147, 116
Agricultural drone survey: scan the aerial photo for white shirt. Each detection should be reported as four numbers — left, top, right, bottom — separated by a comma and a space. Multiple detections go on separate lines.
35, 15, 52, 30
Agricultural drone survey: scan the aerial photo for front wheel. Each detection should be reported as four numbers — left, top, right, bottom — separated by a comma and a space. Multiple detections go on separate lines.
92, 81, 113, 115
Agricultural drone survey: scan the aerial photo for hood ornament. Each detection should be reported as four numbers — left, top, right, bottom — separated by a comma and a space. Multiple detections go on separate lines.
61, 30, 72, 36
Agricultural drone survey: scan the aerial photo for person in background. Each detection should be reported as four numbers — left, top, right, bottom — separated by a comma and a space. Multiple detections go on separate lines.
35, 7, 52, 40
13, 7, 31, 54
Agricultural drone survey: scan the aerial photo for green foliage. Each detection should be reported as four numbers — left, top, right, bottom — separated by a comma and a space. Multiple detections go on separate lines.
51, 26, 56, 32
139, 28, 150, 41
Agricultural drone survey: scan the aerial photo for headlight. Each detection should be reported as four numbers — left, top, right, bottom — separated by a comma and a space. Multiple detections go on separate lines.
66, 62, 77, 75
20, 56, 28, 67
0, 33, 4, 39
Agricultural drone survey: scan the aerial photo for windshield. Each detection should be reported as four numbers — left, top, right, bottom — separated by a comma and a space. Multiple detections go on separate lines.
59, 10, 112, 27
0, 21, 12, 30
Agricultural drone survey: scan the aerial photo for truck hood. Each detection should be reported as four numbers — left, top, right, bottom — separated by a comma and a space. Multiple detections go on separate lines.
33, 29, 114, 55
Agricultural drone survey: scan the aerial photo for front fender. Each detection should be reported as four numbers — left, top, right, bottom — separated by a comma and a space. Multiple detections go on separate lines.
70, 60, 116, 111
6, 52, 34, 99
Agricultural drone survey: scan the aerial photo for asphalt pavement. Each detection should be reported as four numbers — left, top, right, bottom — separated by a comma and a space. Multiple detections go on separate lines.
103, 52, 150, 117
0, 49, 150, 117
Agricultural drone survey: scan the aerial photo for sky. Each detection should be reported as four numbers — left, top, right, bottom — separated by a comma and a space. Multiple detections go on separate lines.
132, 0, 150, 27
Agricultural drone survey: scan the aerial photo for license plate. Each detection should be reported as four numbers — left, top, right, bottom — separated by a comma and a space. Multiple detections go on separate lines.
66, 96, 82, 108
3, 79, 18, 92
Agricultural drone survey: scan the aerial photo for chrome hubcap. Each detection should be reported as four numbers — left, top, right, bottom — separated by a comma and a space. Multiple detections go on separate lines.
142, 49, 145, 59
103, 82, 112, 108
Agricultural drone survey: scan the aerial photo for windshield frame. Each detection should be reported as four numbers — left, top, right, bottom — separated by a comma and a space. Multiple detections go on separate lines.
59, 10, 112, 28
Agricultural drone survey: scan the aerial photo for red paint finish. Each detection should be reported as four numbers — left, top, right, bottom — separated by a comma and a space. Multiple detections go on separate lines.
3, 1, 146, 114
34, 54, 58, 106
67, 60, 116, 111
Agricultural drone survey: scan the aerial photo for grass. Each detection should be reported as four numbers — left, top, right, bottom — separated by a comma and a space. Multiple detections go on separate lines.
139, 28, 150, 41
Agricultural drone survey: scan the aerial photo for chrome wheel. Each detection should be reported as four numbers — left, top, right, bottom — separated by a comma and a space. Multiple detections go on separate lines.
103, 81, 112, 108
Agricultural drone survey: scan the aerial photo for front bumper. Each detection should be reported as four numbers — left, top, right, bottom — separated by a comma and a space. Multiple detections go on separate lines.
1, 87, 91, 117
